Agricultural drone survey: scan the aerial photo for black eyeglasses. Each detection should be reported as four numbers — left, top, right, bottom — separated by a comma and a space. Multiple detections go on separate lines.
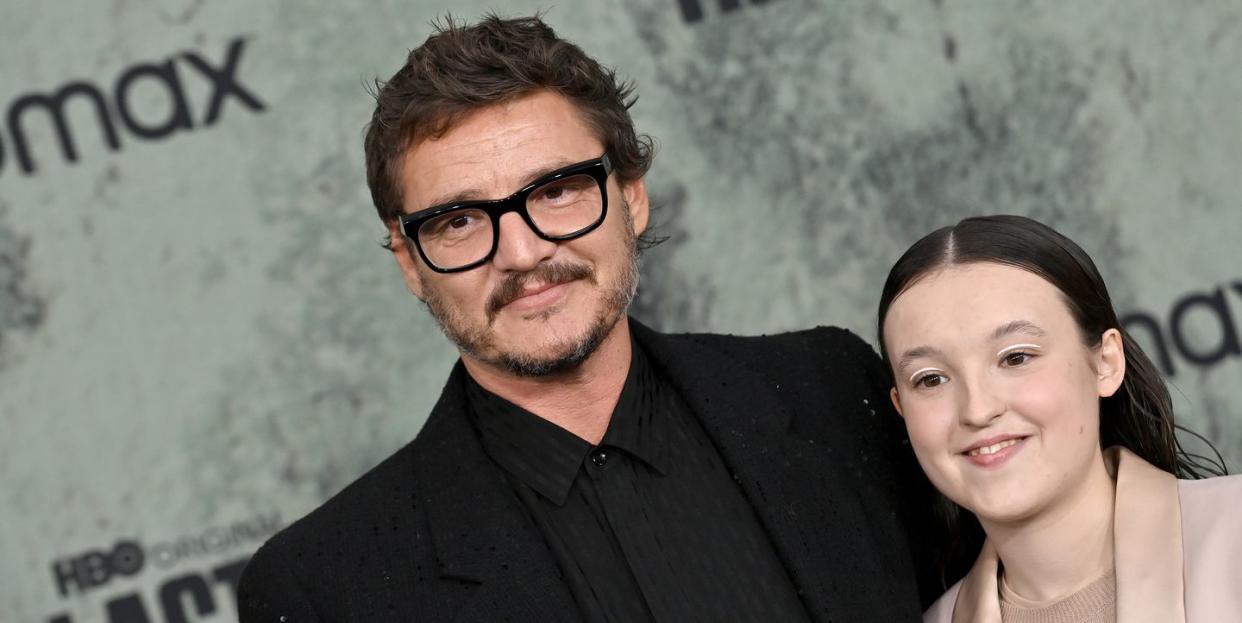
400, 154, 613, 273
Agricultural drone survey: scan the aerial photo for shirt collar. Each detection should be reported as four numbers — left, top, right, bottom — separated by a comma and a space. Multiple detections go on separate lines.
465, 339, 671, 506
598, 342, 672, 477
466, 377, 589, 506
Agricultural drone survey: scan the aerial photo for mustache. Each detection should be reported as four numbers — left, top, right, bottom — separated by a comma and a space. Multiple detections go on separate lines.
486, 262, 595, 318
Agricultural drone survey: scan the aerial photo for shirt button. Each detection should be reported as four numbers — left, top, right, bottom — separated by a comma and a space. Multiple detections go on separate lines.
591, 449, 608, 467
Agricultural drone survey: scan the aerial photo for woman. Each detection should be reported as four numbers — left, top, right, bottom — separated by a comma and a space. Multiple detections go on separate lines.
877, 215, 1241, 622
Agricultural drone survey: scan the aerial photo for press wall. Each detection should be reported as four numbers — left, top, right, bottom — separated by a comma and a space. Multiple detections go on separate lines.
3, 1, 1241, 620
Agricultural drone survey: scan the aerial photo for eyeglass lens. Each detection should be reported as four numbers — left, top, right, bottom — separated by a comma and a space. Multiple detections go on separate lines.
417, 173, 604, 270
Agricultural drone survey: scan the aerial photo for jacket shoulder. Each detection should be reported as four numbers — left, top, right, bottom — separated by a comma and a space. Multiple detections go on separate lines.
258, 437, 422, 553
662, 325, 881, 368
1177, 473, 1242, 619
238, 439, 441, 620
1178, 472, 1242, 534
653, 325, 893, 415
667, 324, 861, 347
1178, 474, 1242, 561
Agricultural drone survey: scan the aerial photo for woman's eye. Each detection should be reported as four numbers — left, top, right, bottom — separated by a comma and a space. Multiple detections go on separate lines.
1002, 351, 1032, 367
915, 373, 947, 389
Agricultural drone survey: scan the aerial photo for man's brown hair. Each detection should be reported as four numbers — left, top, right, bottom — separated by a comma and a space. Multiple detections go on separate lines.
364, 13, 655, 228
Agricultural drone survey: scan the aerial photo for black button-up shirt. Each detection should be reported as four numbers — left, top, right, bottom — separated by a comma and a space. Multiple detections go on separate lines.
466, 342, 810, 623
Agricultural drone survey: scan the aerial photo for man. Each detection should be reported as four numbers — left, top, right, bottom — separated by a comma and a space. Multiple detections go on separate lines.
239, 14, 939, 622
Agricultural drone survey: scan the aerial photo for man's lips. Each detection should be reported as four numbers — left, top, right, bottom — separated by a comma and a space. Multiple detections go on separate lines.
500, 281, 572, 311
485, 262, 595, 319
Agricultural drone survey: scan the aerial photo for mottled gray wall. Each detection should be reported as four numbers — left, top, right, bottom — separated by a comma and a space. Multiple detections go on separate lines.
3, 1, 1241, 620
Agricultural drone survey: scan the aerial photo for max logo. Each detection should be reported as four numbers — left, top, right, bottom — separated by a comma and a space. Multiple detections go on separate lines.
1, 37, 264, 177
1122, 280, 1242, 377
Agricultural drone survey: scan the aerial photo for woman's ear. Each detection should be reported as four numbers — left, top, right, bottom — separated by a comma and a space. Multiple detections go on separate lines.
890, 387, 906, 420
1096, 328, 1126, 398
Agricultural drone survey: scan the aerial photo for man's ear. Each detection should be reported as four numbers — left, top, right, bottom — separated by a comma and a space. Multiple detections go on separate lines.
890, 387, 906, 420
620, 177, 650, 236
387, 220, 426, 300
1096, 328, 1126, 398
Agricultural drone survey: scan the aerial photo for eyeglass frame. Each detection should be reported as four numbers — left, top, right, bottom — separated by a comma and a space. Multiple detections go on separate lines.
398, 154, 614, 273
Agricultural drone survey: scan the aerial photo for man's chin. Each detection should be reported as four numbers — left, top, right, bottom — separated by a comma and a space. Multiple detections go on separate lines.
494, 348, 591, 378
488, 314, 621, 377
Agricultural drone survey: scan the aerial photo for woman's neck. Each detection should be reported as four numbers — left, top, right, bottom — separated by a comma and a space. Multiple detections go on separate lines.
982, 449, 1117, 603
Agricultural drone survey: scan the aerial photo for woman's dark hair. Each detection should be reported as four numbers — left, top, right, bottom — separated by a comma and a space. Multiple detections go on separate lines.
876, 214, 1227, 584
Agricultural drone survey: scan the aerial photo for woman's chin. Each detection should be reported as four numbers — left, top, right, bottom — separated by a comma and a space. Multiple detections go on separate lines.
955, 492, 1043, 526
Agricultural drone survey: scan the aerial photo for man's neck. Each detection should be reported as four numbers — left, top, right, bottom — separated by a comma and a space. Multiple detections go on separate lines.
984, 449, 1117, 603
461, 318, 633, 445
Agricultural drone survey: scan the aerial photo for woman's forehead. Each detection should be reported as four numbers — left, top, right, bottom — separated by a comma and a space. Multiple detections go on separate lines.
884, 263, 1072, 347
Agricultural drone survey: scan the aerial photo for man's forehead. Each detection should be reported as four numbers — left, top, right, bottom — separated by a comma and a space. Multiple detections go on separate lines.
399, 92, 603, 211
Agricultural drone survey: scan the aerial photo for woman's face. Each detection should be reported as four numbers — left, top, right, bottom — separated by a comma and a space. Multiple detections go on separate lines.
882, 262, 1125, 524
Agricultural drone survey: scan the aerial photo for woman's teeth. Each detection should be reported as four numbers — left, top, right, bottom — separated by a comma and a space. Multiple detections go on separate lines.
967, 438, 1021, 457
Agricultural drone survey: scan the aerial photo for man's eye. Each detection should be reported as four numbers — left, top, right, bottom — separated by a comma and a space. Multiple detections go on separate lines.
531, 177, 591, 206
425, 210, 485, 238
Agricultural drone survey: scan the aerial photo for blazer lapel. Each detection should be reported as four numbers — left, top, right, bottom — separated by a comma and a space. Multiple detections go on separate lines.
946, 542, 1002, 623
1109, 447, 1186, 623
632, 322, 902, 621
413, 362, 580, 622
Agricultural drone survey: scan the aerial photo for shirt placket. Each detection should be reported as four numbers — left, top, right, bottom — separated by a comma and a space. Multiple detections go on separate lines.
586, 445, 690, 622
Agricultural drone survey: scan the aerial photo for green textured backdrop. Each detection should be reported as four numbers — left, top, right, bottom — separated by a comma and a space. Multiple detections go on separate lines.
3, 1, 1241, 620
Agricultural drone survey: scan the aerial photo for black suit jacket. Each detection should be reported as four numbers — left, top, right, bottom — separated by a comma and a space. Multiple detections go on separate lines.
237, 320, 939, 622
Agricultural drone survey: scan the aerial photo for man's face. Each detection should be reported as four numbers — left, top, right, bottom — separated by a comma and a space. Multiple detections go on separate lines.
389, 90, 650, 376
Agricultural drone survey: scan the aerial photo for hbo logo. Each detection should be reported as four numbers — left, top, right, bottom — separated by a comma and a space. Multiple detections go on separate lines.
52, 541, 145, 596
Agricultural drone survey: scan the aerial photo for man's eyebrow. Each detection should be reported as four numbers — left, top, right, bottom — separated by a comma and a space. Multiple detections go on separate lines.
990, 320, 1047, 341
896, 345, 944, 372
423, 158, 581, 210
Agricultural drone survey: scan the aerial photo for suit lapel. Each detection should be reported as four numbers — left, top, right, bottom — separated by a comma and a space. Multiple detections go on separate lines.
1110, 447, 1186, 623
945, 542, 1002, 623
632, 322, 890, 621
413, 362, 580, 621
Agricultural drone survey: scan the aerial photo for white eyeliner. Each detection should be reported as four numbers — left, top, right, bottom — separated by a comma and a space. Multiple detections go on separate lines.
997, 343, 1042, 357
908, 367, 941, 384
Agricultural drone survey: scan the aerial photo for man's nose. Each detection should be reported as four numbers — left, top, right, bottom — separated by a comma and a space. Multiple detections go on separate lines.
490, 211, 558, 272
958, 376, 1005, 428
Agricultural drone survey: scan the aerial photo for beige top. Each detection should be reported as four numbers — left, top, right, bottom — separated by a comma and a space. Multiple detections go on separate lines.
998, 569, 1115, 623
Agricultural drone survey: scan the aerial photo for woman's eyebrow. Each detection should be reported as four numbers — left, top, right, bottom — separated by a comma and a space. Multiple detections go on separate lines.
897, 345, 943, 372
990, 319, 1047, 341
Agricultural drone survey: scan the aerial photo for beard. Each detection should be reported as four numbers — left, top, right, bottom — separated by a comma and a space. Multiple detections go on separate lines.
420, 217, 640, 378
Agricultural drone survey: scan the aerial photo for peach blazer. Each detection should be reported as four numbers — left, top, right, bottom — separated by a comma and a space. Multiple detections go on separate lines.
924, 447, 1242, 623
